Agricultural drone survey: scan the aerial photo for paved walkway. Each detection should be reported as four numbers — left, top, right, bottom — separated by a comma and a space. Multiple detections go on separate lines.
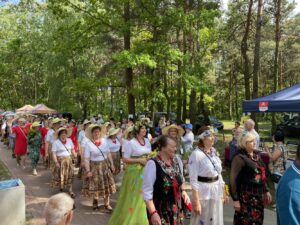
0, 142, 276, 225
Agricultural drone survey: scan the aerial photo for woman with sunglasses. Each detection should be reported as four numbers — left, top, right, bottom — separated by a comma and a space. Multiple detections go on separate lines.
189, 129, 228, 225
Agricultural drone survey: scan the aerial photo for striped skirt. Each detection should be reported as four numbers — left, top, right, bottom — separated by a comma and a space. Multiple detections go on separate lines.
111, 152, 121, 175
88, 160, 116, 199
51, 156, 74, 189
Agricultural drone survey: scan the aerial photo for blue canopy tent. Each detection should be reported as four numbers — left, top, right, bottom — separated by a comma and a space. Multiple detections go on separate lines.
243, 83, 300, 112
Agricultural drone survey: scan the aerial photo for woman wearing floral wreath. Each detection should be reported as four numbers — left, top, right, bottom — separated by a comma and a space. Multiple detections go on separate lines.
51, 127, 76, 198
143, 135, 191, 225
84, 124, 116, 211
230, 132, 272, 225
108, 123, 152, 225
189, 129, 228, 225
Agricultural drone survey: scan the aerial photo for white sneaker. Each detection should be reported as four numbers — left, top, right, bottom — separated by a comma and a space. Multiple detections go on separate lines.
33, 169, 37, 176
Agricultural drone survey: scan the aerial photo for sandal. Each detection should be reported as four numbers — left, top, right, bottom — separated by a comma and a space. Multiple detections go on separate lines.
93, 199, 99, 210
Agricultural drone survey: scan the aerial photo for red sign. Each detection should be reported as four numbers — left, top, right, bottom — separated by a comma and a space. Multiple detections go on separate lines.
259, 101, 269, 112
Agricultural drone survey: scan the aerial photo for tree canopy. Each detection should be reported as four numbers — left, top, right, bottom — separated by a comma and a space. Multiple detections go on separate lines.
0, 0, 299, 121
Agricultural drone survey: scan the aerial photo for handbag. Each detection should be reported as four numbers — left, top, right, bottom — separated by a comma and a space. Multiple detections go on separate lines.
270, 173, 282, 183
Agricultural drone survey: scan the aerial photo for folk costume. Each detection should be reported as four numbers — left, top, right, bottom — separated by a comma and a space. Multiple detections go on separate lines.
230, 149, 269, 225
27, 122, 42, 174
107, 128, 121, 175
51, 128, 75, 196
108, 137, 151, 225
84, 124, 116, 210
143, 154, 185, 225
189, 147, 225, 225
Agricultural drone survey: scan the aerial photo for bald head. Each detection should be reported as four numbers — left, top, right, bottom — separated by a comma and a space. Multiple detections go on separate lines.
244, 119, 255, 131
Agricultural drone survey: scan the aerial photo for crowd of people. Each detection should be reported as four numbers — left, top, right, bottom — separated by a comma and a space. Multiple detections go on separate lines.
0, 113, 300, 225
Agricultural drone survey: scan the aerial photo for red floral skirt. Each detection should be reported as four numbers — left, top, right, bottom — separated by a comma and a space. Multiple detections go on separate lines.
234, 185, 265, 225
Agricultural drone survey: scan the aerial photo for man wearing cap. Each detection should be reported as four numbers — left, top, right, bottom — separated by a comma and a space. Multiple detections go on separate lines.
182, 123, 195, 152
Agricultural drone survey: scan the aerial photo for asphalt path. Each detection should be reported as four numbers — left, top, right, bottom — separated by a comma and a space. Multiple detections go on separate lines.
0, 142, 276, 225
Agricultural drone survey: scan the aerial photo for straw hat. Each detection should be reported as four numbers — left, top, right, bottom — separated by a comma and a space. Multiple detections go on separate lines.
141, 117, 151, 125
85, 124, 105, 140
83, 119, 91, 126
124, 126, 134, 139
162, 124, 185, 137
52, 118, 61, 124
108, 128, 120, 137
30, 122, 41, 129
54, 127, 72, 139
18, 118, 26, 124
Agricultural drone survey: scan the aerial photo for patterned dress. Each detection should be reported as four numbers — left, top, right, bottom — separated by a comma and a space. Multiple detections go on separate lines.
28, 130, 42, 169
230, 149, 270, 225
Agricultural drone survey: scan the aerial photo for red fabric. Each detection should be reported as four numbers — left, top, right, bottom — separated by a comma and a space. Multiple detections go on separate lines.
225, 146, 230, 161
69, 126, 78, 152
12, 126, 28, 155
39, 127, 48, 156
94, 140, 102, 146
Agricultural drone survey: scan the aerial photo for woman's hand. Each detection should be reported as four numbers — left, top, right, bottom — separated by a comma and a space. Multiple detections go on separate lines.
139, 158, 148, 166
86, 171, 92, 178
223, 195, 229, 204
233, 201, 241, 212
55, 162, 60, 168
110, 164, 115, 174
264, 192, 272, 205
182, 191, 191, 205
193, 201, 201, 215
151, 212, 161, 225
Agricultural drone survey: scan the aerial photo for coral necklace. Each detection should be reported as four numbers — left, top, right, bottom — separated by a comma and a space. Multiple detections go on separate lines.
94, 139, 102, 146
137, 137, 145, 146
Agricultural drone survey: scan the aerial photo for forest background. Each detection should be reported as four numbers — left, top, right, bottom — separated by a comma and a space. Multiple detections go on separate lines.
0, 0, 300, 127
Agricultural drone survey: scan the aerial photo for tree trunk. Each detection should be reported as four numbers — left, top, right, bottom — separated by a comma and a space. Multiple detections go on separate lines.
182, 80, 187, 123
241, 0, 253, 100
272, 0, 282, 133
163, 73, 171, 121
176, 29, 183, 123
251, 0, 264, 131
124, 1, 135, 116
189, 89, 197, 125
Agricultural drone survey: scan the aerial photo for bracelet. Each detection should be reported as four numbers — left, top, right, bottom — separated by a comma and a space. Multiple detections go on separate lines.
150, 210, 157, 217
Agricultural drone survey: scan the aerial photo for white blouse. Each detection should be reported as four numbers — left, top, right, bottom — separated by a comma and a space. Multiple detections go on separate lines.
107, 138, 121, 153
188, 147, 224, 200
143, 156, 183, 201
45, 129, 55, 144
123, 138, 151, 158
78, 130, 86, 145
84, 138, 110, 161
52, 138, 74, 157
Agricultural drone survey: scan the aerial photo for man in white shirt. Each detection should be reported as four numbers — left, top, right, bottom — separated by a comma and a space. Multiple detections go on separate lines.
244, 119, 260, 147
181, 123, 195, 152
